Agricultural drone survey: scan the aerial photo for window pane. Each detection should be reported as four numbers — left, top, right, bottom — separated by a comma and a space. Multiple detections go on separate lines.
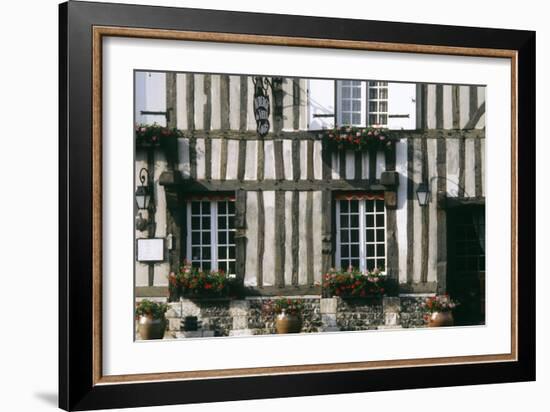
350, 259, 360, 269
218, 247, 227, 259
366, 244, 375, 257
350, 215, 359, 227
376, 200, 384, 211
350, 200, 359, 213
218, 231, 227, 245
379, 88, 388, 99
228, 247, 235, 259
342, 87, 351, 98
191, 247, 201, 260
342, 113, 351, 125
376, 229, 385, 242
376, 244, 385, 257
202, 216, 210, 228
202, 261, 211, 271
191, 202, 201, 214
366, 214, 374, 227
379, 101, 388, 112
366, 201, 374, 213
191, 216, 201, 230
192, 232, 200, 244
201, 201, 210, 214
228, 262, 236, 275
352, 87, 361, 98
218, 216, 226, 229
218, 201, 226, 214
376, 214, 384, 226
202, 247, 211, 260
350, 244, 359, 258
369, 101, 378, 112
228, 202, 235, 214
352, 113, 361, 125
366, 230, 374, 242
228, 231, 235, 245
228, 216, 235, 228
350, 229, 359, 242
340, 245, 349, 258
341, 215, 349, 228
340, 200, 348, 213
369, 114, 377, 125
202, 232, 210, 244
379, 114, 387, 125
352, 100, 361, 111
369, 88, 378, 99
340, 229, 349, 242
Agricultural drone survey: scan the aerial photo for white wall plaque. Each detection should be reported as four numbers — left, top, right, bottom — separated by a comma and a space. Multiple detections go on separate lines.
136, 238, 165, 262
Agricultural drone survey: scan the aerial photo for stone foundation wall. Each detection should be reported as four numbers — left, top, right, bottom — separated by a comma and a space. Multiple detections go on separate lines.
159, 295, 429, 338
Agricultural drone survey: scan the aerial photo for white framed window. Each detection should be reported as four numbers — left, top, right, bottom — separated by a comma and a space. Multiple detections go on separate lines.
336, 80, 366, 126
367, 81, 388, 127
186, 197, 236, 275
336, 80, 389, 127
335, 195, 386, 272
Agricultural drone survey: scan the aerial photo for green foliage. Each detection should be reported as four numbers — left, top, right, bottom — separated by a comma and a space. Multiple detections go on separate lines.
135, 299, 168, 319
263, 298, 304, 316
322, 267, 394, 298
422, 295, 459, 313
169, 261, 232, 298
322, 126, 397, 151
135, 123, 184, 146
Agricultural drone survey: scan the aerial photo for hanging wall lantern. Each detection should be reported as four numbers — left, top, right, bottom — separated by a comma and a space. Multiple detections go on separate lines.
253, 76, 271, 137
416, 182, 431, 206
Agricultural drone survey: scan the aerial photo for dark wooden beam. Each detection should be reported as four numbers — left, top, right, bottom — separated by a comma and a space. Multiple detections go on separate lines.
203, 74, 211, 131
256, 191, 264, 288
235, 190, 247, 285
186, 74, 195, 130
452, 85, 460, 129
274, 191, 286, 288
291, 190, 299, 286
435, 84, 443, 129
292, 139, 301, 181
292, 79, 300, 130
406, 139, 414, 285
161, 177, 387, 192
306, 191, 314, 286
220, 74, 230, 130
219, 137, 228, 181
436, 136, 447, 294
239, 76, 248, 132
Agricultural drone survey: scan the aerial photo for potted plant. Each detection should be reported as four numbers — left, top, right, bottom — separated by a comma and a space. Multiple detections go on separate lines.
135, 299, 168, 340
264, 298, 304, 334
322, 267, 392, 299
422, 295, 459, 327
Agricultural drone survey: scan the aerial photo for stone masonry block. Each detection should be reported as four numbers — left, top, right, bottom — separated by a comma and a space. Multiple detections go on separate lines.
320, 298, 338, 314
229, 300, 250, 317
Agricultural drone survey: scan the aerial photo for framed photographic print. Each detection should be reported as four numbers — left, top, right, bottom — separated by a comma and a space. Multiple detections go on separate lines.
59, 1, 535, 410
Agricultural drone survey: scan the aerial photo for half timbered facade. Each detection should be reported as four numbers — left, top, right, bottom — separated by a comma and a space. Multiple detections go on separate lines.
135, 72, 486, 317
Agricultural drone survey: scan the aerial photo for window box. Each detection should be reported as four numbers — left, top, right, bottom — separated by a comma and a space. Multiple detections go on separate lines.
323, 126, 397, 152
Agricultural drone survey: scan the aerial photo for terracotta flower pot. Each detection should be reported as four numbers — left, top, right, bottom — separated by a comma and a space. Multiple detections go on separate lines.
137, 316, 166, 340
275, 310, 302, 334
428, 311, 454, 327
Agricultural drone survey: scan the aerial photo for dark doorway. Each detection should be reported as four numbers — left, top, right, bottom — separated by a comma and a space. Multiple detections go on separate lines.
447, 205, 485, 326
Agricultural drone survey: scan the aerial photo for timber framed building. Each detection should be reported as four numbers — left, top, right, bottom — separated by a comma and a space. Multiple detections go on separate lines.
135, 72, 486, 330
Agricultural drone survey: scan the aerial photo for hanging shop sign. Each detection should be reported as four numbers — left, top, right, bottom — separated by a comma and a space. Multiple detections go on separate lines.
253, 77, 271, 137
